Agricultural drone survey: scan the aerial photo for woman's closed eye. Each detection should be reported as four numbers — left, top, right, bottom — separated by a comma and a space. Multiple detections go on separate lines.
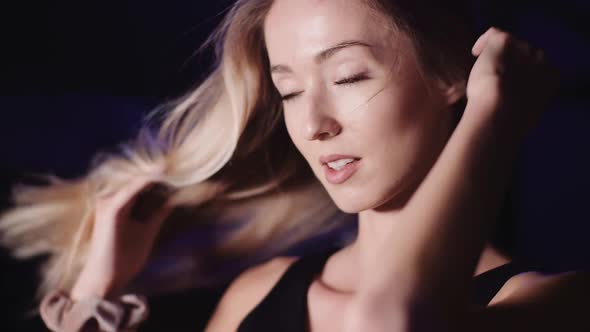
335, 72, 369, 86
280, 72, 370, 102
281, 91, 302, 102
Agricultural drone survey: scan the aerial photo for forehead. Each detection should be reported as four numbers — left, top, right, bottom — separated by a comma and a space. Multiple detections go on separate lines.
264, 0, 393, 63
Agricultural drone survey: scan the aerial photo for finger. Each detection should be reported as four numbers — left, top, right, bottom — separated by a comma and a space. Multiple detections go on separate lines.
472, 29, 492, 56
97, 176, 154, 219
472, 27, 503, 56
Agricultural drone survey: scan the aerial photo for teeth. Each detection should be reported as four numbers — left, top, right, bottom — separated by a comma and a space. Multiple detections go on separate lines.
327, 158, 355, 170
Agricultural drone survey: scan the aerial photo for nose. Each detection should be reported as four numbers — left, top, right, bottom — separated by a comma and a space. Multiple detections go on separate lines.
303, 94, 342, 141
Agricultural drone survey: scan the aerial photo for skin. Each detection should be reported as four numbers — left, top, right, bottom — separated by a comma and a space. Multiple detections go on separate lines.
64, 0, 587, 331
264, 0, 502, 300
268, 0, 454, 215
208, 1, 588, 332
70, 176, 171, 301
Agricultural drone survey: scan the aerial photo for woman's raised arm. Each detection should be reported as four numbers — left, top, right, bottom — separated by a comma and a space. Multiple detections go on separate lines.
348, 27, 559, 331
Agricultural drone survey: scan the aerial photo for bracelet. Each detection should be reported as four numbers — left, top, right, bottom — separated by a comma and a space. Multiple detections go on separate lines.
40, 289, 149, 332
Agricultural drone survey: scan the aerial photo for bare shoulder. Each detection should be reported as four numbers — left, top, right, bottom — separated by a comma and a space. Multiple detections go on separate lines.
490, 269, 588, 305
505, 269, 589, 301
480, 270, 590, 331
488, 270, 548, 305
204, 255, 299, 332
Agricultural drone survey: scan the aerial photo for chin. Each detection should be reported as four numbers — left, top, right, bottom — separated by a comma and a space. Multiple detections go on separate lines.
327, 182, 412, 214
333, 202, 364, 214
329, 191, 380, 214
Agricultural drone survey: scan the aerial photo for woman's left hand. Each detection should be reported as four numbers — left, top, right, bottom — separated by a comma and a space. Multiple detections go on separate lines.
465, 27, 560, 140
350, 27, 561, 331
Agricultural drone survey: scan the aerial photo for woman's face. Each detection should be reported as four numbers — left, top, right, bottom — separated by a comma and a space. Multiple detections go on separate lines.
264, 0, 459, 213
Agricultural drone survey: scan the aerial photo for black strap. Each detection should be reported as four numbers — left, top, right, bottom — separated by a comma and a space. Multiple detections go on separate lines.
237, 248, 337, 332
238, 250, 534, 331
471, 260, 533, 307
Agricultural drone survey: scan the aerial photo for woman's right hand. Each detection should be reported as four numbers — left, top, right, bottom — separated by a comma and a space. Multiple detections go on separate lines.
70, 176, 173, 301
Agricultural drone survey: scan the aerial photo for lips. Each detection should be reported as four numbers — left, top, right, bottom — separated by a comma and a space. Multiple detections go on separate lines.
320, 155, 362, 184
320, 154, 361, 165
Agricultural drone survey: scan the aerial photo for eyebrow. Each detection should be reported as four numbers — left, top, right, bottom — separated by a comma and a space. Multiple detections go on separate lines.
270, 40, 373, 74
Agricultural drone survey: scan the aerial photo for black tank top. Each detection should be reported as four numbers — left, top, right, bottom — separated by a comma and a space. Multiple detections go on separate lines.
237, 248, 535, 332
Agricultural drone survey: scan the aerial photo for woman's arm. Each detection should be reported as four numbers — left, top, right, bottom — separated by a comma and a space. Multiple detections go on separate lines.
349, 27, 560, 331
40, 176, 172, 331
71, 176, 172, 300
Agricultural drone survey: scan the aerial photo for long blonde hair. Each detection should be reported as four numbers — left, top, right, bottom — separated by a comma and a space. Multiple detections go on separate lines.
0, 0, 476, 300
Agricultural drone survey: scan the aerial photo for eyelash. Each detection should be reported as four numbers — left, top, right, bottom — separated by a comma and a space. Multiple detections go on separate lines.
280, 73, 369, 102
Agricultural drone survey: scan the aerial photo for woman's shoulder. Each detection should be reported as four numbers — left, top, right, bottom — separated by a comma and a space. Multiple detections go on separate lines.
204, 255, 300, 332
489, 269, 587, 306
488, 270, 546, 305
473, 270, 590, 331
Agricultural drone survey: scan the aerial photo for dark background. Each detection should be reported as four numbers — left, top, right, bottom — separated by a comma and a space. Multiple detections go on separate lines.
1, 0, 589, 330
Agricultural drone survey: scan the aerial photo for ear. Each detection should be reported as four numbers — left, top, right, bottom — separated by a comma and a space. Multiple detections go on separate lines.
435, 79, 466, 106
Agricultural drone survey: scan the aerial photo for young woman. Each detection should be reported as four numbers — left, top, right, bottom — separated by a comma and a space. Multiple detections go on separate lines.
1, 0, 587, 331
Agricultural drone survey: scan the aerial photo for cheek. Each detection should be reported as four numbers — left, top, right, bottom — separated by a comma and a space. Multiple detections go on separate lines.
283, 111, 302, 147
342, 86, 421, 138
283, 112, 312, 161
331, 80, 387, 114
284, 112, 296, 142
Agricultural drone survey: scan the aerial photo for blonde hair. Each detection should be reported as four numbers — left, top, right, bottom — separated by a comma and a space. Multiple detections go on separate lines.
0, 0, 476, 301
0, 0, 342, 301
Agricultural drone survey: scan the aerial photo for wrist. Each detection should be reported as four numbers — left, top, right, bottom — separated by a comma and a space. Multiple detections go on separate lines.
464, 96, 529, 141
70, 265, 119, 301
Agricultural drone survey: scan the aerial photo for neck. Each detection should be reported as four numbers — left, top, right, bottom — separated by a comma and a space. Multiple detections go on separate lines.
355, 207, 511, 274
320, 210, 511, 294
